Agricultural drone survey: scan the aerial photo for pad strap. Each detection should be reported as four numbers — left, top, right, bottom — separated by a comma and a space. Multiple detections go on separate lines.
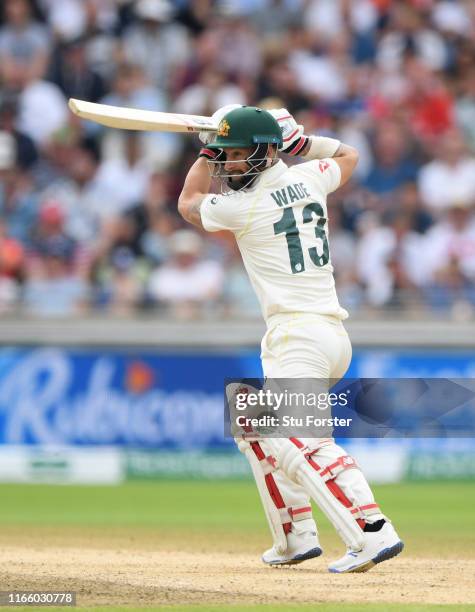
350, 503, 381, 521
279, 505, 313, 524
269, 437, 365, 550
259, 455, 278, 475
311, 454, 358, 481
305, 452, 381, 520
292, 439, 379, 529
250, 441, 292, 535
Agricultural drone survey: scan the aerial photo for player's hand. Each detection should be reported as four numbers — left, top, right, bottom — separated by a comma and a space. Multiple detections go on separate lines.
199, 104, 243, 145
199, 146, 226, 162
268, 108, 307, 155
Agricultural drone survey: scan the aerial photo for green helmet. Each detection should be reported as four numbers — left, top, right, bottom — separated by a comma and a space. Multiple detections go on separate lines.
208, 106, 283, 150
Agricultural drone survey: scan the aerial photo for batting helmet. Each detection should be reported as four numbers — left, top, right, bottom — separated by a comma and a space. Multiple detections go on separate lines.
208, 106, 283, 150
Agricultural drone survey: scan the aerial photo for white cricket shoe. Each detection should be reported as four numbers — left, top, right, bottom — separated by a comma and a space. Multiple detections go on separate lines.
328, 521, 404, 573
262, 530, 322, 567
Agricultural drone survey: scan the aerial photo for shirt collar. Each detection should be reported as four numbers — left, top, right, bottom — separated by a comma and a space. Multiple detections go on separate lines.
238, 159, 288, 194
258, 159, 288, 186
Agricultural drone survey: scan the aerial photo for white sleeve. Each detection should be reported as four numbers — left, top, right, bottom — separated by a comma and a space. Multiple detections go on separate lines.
200, 192, 247, 233
296, 158, 342, 195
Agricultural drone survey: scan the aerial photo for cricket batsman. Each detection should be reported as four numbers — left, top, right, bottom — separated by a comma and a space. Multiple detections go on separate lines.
178, 105, 404, 573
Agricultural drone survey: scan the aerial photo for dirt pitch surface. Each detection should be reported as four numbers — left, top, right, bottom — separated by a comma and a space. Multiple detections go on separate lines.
1, 546, 474, 608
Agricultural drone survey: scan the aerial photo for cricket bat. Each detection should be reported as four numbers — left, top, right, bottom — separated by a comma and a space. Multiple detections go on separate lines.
68, 98, 216, 133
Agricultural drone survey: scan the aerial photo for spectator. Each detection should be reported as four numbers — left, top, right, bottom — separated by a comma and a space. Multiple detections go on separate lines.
49, 36, 107, 104
355, 211, 423, 308
385, 212, 425, 310
38, 0, 119, 42
304, 0, 378, 44
288, 31, 350, 103
0, 0, 473, 319
252, 0, 304, 37
397, 182, 433, 235
32, 126, 78, 190
0, 130, 16, 171
206, 15, 263, 79
23, 235, 89, 317
2, 62, 69, 146
121, 0, 190, 90
364, 122, 417, 195
431, 0, 472, 39
0, 222, 24, 313
455, 69, 475, 153
328, 204, 361, 308
176, 0, 215, 38
94, 245, 146, 316
95, 132, 152, 213
223, 245, 261, 317
124, 172, 178, 260
0, 132, 38, 246
0, 0, 51, 83
40, 142, 118, 244
337, 110, 373, 180
174, 68, 247, 117
376, 3, 449, 72
99, 63, 181, 168
37, 0, 88, 42
422, 202, 475, 312
148, 229, 224, 318
257, 59, 311, 113
139, 213, 174, 265
404, 60, 454, 141
417, 129, 475, 213
31, 200, 75, 254
99, 63, 166, 117
0, 93, 38, 169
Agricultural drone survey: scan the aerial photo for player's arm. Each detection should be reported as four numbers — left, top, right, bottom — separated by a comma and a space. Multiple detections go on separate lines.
320, 142, 359, 187
291, 136, 358, 187
269, 108, 358, 187
178, 104, 243, 227
177, 157, 211, 229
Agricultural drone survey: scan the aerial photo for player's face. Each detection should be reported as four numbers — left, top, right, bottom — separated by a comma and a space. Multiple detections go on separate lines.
223, 147, 253, 175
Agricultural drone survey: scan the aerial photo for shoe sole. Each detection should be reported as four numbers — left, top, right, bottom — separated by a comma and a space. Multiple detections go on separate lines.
329, 540, 404, 574
265, 546, 323, 567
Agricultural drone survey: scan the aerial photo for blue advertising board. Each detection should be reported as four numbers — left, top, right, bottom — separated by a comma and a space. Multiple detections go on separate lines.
1, 347, 475, 447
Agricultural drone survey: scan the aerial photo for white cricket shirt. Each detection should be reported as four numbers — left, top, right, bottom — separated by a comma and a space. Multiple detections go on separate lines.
200, 159, 348, 324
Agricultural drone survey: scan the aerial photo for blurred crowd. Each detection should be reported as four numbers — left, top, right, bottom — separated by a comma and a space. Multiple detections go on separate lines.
1, 0, 475, 319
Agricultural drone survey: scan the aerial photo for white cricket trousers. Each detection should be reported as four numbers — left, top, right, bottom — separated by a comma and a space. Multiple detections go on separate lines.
258, 313, 384, 537
261, 312, 352, 380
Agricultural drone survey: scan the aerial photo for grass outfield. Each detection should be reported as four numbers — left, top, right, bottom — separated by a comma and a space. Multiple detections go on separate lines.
0, 480, 474, 555
0, 481, 474, 610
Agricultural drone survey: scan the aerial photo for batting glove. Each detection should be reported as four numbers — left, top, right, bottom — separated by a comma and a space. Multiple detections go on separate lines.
199, 147, 226, 161
199, 104, 243, 145
268, 108, 308, 156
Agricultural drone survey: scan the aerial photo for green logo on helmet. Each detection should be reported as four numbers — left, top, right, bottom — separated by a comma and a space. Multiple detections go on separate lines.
217, 119, 230, 137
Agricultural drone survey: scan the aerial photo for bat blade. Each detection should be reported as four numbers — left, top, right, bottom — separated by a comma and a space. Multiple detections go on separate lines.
68, 99, 216, 133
